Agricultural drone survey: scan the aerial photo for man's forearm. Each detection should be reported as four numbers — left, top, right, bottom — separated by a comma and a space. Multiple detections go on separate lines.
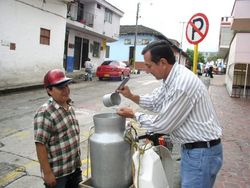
128, 94, 140, 104
35, 143, 53, 175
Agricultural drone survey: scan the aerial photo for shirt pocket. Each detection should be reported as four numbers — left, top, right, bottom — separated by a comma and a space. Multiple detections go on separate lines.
165, 86, 175, 101
186, 149, 203, 169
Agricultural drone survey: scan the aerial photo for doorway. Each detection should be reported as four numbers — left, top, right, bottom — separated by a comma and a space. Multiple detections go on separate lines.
74, 37, 89, 70
129, 46, 134, 66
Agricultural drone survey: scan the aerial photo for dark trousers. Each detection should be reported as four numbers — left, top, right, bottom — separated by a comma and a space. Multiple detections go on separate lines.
45, 168, 82, 188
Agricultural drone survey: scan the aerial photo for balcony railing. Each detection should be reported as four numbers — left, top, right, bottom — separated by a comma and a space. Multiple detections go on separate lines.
77, 12, 94, 27
67, 3, 94, 28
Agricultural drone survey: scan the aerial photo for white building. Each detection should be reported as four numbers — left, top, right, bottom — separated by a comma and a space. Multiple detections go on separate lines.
65, 0, 123, 73
0, 0, 71, 91
218, 0, 250, 98
0, 0, 123, 91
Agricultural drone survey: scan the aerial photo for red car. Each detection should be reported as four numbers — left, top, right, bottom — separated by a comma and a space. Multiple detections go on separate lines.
96, 60, 130, 80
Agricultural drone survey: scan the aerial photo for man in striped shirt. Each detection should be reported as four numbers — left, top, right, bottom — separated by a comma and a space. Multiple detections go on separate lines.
34, 69, 82, 188
117, 40, 223, 188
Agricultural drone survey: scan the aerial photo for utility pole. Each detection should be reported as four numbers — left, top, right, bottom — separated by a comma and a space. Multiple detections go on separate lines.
133, 2, 140, 73
179, 21, 186, 64
179, 21, 186, 48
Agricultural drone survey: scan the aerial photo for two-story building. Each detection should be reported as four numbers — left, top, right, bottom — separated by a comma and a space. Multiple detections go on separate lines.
0, 0, 123, 91
65, 0, 123, 73
218, 0, 250, 98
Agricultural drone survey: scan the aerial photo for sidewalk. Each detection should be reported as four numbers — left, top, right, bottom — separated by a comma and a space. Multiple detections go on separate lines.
208, 75, 250, 188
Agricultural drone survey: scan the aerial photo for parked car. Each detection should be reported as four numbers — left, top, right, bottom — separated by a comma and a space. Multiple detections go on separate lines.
96, 60, 130, 80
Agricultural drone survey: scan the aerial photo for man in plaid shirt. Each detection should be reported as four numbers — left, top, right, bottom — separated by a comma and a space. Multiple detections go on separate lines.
34, 69, 82, 188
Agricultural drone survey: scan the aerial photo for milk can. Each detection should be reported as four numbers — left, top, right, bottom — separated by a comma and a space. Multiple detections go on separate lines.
90, 113, 132, 188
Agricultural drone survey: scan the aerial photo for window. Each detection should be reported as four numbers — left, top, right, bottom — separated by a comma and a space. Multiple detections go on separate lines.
93, 41, 100, 57
104, 8, 112, 23
40, 28, 50, 45
124, 39, 132, 45
97, 3, 101, 9
77, 3, 84, 21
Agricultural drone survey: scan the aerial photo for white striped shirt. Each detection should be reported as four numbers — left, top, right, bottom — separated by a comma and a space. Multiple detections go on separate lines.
135, 63, 222, 144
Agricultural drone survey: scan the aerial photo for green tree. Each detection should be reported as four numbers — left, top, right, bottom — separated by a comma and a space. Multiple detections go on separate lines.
186, 48, 205, 68
207, 54, 219, 62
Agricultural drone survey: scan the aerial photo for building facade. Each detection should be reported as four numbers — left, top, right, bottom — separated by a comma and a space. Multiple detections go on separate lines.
108, 25, 188, 71
219, 0, 250, 98
0, 0, 123, 91
65, 0, 123, 73
0, 0, 71, 91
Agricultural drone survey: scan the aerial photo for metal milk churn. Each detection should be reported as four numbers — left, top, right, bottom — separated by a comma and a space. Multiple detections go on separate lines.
90, 113, 132, 188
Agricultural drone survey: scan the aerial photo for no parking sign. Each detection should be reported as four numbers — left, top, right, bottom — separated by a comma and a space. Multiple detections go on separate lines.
186, 13, 209, 74
186, 13, 209, 44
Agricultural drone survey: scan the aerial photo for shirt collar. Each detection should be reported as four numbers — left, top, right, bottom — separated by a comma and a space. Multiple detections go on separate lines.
48, 97, 60, 109
163, 62, 178, 86
48, 97, 72, 110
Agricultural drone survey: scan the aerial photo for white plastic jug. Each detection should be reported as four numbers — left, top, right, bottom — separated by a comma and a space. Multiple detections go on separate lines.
133, 145, 169, 188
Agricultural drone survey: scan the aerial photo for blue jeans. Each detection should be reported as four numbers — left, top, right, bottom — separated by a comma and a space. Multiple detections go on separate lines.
85, 69, 93, 81
181, 143, 223, 188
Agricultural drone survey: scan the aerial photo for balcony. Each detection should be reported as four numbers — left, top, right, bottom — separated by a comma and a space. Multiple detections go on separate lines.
67, 2, 94, 28
218, 17, 234, 58
231, 0, 250, 31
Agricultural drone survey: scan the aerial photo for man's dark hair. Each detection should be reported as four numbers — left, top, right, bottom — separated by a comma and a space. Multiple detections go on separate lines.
141, 40, 176, 65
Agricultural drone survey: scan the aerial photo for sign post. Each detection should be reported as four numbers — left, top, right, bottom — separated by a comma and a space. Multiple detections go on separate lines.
186, 13, 209, 74
193, 44, 198, 74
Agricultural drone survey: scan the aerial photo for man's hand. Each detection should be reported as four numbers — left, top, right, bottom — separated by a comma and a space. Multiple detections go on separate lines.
35, 143, 56, 187
117, 86, 132, 99
117, 86, 140, 104
43, 171, 56, 187
117, 107, 135, 118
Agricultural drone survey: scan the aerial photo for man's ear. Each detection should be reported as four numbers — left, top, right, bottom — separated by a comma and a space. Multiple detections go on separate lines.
160, 58, 168, 67
46, 87, 53, 95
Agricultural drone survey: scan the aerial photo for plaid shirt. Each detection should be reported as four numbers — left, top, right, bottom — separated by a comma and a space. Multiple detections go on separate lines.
34, 98, 81, 178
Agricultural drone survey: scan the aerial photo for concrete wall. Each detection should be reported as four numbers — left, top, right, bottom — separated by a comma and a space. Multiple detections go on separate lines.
234, 33, 250, 63
0, 0, 67, 90
96, 0, 122, 40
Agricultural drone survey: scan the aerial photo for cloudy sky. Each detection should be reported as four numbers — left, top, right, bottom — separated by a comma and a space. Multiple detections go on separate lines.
106, 0, 235, 52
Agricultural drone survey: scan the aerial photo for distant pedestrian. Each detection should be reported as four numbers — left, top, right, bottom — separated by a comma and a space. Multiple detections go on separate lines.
205, 62, 209, 77
117, 40, 223, 188
85, 58, 93, 81
208, 62, 214, 78
34, 69, 82, 188
197, 63, 202, 77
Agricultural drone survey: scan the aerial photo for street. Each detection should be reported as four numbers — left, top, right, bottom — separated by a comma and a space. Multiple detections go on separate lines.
0, 73, 162, 188
1, 73, 250, 188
